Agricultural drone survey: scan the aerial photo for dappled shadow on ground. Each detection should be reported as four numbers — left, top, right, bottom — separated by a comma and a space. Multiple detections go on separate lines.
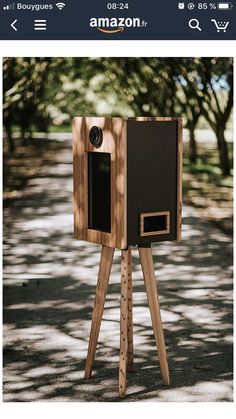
3, 141, 233, 402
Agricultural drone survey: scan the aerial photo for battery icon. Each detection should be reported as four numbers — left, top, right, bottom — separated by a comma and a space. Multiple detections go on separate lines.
217, 2, 233, 9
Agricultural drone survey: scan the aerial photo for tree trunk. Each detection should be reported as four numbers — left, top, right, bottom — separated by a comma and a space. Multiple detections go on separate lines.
6, 125, 14, 152
216, 125, 231, 177
21, 127, 26, 144
189, 125, 197, 164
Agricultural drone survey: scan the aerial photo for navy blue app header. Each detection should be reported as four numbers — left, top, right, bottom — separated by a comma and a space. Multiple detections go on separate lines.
0, 0, 235, 40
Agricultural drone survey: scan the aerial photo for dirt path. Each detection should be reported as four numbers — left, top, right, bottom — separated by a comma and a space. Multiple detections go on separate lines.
3, 140, 233, 402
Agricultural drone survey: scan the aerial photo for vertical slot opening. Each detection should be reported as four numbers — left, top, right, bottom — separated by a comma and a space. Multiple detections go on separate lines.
88, 152, 111, 233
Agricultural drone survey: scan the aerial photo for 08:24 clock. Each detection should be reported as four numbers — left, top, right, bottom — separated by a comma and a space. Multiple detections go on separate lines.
107, 3, 129, 10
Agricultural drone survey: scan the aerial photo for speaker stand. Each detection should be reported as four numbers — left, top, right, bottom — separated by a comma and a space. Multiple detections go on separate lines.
84, 245, 170, 398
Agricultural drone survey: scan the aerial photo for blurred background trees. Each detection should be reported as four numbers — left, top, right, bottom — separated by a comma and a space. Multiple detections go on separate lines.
3, 56, 233, 235
3, 57, 233, 176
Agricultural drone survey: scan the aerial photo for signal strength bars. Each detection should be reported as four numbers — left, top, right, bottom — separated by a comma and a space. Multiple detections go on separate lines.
34, 20, 47, 30
3, 3, 15, 10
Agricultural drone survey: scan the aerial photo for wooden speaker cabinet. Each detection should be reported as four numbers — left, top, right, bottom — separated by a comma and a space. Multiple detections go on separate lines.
73, 116, 182, 249
73, 116, 182, 398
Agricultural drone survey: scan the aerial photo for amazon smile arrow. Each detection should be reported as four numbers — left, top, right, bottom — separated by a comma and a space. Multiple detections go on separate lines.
97, 27, 124, 34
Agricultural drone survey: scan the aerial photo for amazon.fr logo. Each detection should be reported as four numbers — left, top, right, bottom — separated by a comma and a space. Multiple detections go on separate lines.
90, 17, 148, 34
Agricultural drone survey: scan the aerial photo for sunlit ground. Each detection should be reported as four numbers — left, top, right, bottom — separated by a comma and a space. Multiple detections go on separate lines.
3, 140, 233, 402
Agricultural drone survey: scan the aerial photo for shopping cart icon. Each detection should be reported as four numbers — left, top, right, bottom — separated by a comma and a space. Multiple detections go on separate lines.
211, 19, 229, 32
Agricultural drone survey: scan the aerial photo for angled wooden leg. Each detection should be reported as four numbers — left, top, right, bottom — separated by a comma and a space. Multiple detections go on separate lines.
119, 248, 130, 398
84, 245, 114, 379
127, 248, 133, 373
138, 246, 170, 386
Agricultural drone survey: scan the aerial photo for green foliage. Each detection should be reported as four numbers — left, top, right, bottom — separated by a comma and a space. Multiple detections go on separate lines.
3, 57, 232, 129
3, 57, 233, 175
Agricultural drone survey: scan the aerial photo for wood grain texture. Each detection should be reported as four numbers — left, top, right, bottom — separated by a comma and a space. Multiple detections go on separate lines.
126, 248, 133, 372
72, 117, 86, 240
73, 117, 127, 249
84, 245, 114, 379
138, 247, 170, 386
128, 116, 181, 122
119, 249, 129, 398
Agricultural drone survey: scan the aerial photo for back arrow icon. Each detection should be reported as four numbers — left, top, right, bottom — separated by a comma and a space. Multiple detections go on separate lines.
11, 19, 18, 31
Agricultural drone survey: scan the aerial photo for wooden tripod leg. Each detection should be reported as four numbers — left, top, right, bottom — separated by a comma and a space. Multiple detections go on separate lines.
84, 245, 114, 379
119, 248, 130, 398
138, 247, 170, 386
127, 248, 133, 372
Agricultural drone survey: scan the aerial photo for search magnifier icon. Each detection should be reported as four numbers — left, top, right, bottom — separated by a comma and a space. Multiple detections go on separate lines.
189, 18, 202, 31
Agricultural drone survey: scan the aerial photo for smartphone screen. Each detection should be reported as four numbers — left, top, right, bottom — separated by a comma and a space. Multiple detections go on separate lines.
1, 0, 234, 414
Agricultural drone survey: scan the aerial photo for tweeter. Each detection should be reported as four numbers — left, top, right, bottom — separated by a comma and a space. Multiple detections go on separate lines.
89, 126, 103, 148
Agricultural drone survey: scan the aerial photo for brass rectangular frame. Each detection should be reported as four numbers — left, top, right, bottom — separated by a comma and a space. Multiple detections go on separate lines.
139, 211, 170, 237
